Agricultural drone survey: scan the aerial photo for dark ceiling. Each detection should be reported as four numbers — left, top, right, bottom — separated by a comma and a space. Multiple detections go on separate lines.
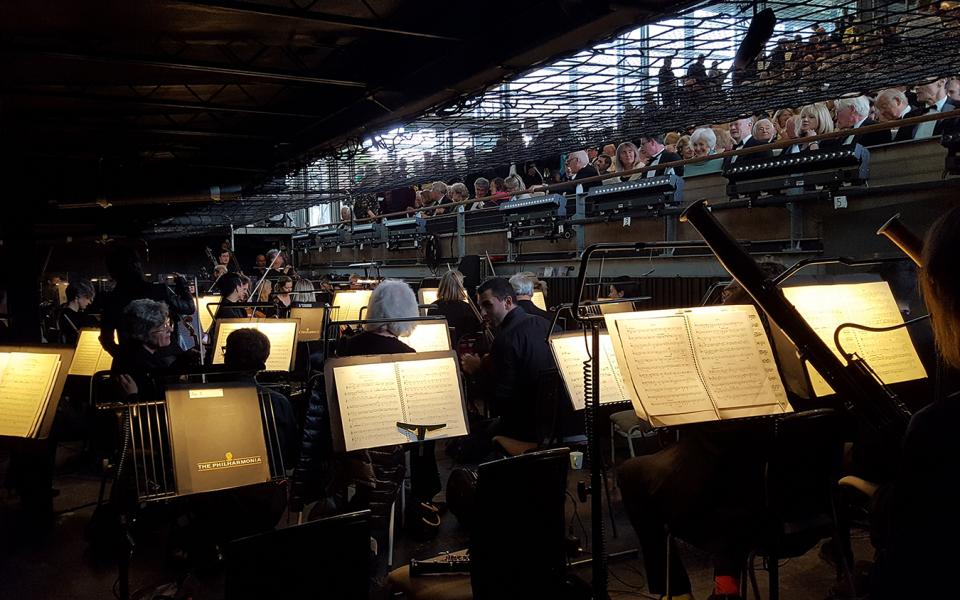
2, 0, 667, 238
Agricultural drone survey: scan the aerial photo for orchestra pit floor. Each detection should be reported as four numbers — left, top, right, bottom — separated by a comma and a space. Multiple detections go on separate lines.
0, 440, 872, 599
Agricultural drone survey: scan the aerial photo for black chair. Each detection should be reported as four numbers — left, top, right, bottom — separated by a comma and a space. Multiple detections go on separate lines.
224, 510, 371, 600
750, 408, 854, 600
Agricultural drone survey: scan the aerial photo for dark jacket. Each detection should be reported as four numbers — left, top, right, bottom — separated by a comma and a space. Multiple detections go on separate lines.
893, 107, 926, 142
573, 164, 601, 191
843, 118, 892, 147
338, 330, 415, 356
215, 298, 249, 321
644, 149, 685, 177
871, 392, 960, 598
489, 307, 554, 442
428, 299, 481, 345
516, 299, 552, 323
59, 306, 97, 345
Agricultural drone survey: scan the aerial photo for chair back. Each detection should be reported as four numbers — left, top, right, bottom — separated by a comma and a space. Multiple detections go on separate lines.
470, 447, 570, 599
224, 510, 370, 600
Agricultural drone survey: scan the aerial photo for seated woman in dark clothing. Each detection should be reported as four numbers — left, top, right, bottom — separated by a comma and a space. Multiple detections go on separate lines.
870, 206, 960, 599
112, 299, 183, 402
213, 272, 252, 321
58, 279, 97, 345
427, 270, 480, 345
337, 279, 443, 537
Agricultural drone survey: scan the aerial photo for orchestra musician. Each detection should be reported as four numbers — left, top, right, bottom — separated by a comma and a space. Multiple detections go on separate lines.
58, 280, 97, 345
427, 270, 481, 345
508, 272, 552, 322
270, 276, 294, 318
336, 280, 444, 538
616, 262, 787, 600
99, 246, 195, 357
265, 248, 295, 279
868, 206, 960, 598
214, 272, 252, 321
460, 278, 553, 447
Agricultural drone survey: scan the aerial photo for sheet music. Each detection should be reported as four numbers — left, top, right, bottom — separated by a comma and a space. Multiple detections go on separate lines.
0, 352, 61, 437
687, 308, 788, 410
614, 316, 715, 417
403, 322, 451, 353
68, 329, 113, 376
332, 290, 372, 323
333, 362, 407, 450
212, 320, 298, 371
197, 295, 219, 333
782, 281, 927, 397
397, 358, 468, 439
419, 289, 438, 305
549, 334, 628, 411
532, 291, 547, 311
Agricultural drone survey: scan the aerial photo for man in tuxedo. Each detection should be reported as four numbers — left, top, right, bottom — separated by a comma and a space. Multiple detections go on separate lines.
876, 88, 924, 142
836, 95, 891, 146
729, 116, 760, 149
639, 134, 684, 177
564, 150, 601, 191
914, 77, 959, 137
948, 78, 960, 103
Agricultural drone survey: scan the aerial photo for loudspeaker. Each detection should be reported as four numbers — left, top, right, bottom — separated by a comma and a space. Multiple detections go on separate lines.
457, 255, 482, 290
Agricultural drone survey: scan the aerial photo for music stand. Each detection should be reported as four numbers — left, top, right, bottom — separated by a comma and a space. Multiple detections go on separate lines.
111, 381, 288, 599
224, 510, 371, 600
0, 344, 74, 441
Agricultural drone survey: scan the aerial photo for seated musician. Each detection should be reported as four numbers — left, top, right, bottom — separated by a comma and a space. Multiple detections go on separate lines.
869, 206, 960, 598
112, 299, 193, 403
270, 276, 294, 318
58, 279, 97, 345
617, 262, 786, 600
509, 272, 552, 322
213, 272, 251, 321
222, 328, 297, 465
427, 270, 480, 345
337, 279, 443, 535
460, 278, 553, 445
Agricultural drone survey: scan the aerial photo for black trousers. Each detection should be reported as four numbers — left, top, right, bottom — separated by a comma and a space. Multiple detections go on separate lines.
617, 428, 765, 595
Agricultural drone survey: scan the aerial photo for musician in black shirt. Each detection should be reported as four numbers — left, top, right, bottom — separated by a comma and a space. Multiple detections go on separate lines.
461, 278, 553, 443
509, 272, 552, 322
214, 272, 252, 321
58, 280, 97, 345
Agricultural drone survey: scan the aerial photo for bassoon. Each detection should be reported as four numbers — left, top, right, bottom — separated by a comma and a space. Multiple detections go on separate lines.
680, 199, 911, 436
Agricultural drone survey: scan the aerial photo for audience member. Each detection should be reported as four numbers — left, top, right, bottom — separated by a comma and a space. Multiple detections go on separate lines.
639, 133, 684, 177
564, 150, 601, 191
836, 95, 890, 146
690, 128, 717, 157
876, 88, 924, 141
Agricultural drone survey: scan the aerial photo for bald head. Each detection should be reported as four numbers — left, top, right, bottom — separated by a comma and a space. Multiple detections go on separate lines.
876, 89, 910, 122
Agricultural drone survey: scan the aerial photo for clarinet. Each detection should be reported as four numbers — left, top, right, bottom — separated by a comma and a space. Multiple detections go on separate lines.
680, 199, 912, 437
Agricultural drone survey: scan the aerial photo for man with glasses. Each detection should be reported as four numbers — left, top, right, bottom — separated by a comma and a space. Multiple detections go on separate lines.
564, 150, 601, 191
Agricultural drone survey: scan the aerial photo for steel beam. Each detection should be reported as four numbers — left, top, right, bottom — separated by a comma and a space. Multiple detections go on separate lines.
2, 88, 323, 118
2, 49, 366, 88
170, 0, 461, 42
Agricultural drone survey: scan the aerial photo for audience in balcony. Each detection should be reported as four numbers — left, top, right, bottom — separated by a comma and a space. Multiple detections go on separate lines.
604, 142, 644, 183
913, 77, 958, 136
639, 134, 684, 177
796, 102, 837, 151
752, 118, 777, 144
876, 88, 924, 142
564, 150, 601, 191
836, 95, 890, 146
690, 128, 717, 158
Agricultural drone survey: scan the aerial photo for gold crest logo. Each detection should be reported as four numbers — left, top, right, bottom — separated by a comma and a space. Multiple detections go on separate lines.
225, 451, 233, 461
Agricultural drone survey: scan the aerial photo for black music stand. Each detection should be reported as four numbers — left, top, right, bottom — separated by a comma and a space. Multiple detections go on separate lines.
105, 381, 289, 600
224, 510, 371, 600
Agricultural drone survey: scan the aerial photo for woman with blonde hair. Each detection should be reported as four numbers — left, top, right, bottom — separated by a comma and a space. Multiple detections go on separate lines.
427, 270, 480, 344
604, 141, 646, 184
676, 135, 694, 159
796, 102, 836, 150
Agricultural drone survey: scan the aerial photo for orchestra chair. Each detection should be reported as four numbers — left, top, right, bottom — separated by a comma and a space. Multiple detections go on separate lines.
388, 448, 572, 600
665, 409, 854, 600
609, 409, 653, 464
224, 510, 371, 600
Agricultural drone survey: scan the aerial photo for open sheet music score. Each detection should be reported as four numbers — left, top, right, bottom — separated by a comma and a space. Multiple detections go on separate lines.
331, 290, 372, 323
604, 305, 792, 427
549, 332, 629, 410
289, 306, 327, 342
0, 348, 70, 439
211, 319, 298, 371
402, 320, 452, 353
165, 384, 272, 496
781, 280, 927, 397
325, 351, 469, 452
68, 328, 113, 376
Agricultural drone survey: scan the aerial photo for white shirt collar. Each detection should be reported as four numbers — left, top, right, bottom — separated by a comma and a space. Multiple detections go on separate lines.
854, 116, 868, 129
898, 104, 911, 119
740, 134, 752, 146
935, 95, 948, 112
